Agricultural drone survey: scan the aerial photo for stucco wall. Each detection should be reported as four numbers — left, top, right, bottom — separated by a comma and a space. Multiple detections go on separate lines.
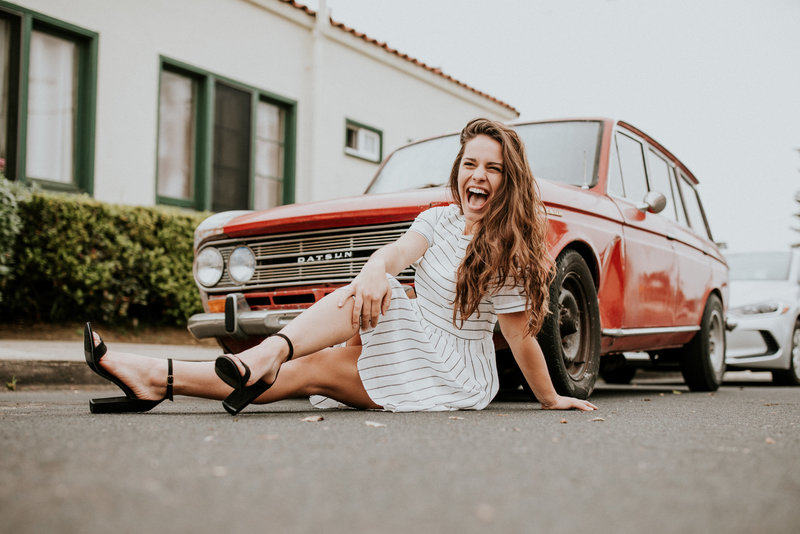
14, 0, 516, 207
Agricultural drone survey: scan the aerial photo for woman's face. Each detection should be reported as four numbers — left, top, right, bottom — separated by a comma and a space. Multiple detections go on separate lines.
457, 134, 504, 233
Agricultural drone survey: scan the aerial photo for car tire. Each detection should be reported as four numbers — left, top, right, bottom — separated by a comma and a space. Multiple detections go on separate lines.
680, 294, 725, 391
537, 250, 601, 399
772, 320, 800, 386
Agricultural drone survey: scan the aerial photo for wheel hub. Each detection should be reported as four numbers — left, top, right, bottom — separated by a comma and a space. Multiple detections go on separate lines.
559, 275, 587, 379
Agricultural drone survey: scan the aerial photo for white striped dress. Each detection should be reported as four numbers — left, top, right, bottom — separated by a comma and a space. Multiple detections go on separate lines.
311, 204, 528, 412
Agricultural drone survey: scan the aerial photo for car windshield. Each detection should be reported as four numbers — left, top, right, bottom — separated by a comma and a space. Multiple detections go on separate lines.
366, 121, 602, 193
726, 252, 791, 281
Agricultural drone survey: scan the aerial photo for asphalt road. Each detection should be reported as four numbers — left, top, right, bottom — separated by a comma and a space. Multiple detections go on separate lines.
1, 379, 798, 534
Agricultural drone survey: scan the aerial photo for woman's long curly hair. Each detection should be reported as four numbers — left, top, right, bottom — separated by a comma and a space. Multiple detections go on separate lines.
448, 118, 554, 336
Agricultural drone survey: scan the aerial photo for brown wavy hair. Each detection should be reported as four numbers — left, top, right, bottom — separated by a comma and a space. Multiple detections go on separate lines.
448, 118, 554, 336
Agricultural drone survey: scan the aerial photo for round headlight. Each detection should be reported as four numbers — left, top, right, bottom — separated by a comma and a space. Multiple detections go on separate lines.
195, 247, 224, 287
229, 246, 256, 284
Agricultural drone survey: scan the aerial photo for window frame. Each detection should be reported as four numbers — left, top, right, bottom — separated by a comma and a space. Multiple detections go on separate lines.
675, 170, 714, 241
613, 130, 650, 205
0, 1, 97, 193
344, 119, 382, 163
155, 57, 296, 212
645, 147, 680, 222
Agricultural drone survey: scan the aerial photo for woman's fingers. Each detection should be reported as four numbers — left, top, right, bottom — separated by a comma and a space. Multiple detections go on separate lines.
337, 284, 356, 307
575, 400, 598, 411
542, 395, 598, 411
338, 279, 391, 329
381, 288, 392, 316
351, 293, 363, 327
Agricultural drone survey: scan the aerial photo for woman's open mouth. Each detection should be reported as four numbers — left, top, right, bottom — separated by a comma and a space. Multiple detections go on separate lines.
466, 186, 490, 211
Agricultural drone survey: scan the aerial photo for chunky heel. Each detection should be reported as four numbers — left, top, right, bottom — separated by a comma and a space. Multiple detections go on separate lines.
84, 322, 174, 414
216, 332, 294, 415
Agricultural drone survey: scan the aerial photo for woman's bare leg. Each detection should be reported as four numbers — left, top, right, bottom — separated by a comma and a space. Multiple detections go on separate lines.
251, 346, 380, 409
226, 288, 364, 387
92, 332, 380, 409
94, 339, 233, 401
90, 285, 374, 405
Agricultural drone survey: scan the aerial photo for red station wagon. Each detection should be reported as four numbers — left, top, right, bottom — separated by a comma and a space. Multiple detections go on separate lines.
188, 118, 729, 398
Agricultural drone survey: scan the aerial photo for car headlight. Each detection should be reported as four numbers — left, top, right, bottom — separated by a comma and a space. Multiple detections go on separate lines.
195, 247, 224, 287
730, 301, 789, 316
228, 246, 256, 284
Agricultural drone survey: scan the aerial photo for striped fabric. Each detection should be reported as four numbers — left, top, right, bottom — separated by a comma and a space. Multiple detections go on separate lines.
311, 204, 527, 412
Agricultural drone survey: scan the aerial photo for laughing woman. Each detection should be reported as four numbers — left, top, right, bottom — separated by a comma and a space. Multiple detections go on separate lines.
84, 118, 597, 415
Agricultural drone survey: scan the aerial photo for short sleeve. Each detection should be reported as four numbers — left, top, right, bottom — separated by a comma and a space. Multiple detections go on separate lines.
490, 279, 528, 315
407, 206, 444, 247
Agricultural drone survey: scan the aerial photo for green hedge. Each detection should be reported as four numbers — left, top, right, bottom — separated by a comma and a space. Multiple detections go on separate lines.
0, 180, 209, 326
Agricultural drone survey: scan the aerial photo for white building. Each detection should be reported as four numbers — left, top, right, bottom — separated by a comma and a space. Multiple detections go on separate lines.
0, 0, 517, 212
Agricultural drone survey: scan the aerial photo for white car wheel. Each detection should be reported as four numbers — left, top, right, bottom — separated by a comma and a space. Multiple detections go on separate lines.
773, 321, 800, 386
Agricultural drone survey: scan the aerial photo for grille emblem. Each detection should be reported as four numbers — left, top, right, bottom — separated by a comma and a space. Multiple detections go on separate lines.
297, 251, 354, 264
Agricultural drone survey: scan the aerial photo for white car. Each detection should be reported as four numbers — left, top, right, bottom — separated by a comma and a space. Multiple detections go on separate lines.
725, 249, 800, 384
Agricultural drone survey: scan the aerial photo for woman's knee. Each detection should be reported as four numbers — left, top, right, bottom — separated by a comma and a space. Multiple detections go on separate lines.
300, 348, 361, 397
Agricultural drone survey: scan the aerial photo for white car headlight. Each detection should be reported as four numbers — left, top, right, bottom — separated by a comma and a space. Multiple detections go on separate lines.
228, 246, 256, 284
731, 301, 789, 316
195, 247, 224, 287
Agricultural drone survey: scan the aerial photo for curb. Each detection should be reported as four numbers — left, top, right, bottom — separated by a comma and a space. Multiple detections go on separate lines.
1, 360, 108, 388
0, 340, 221, 388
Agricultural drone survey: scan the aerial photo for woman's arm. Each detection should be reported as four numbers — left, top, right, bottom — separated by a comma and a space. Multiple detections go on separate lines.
337, 230, 429, 328
497, 311, 598, 411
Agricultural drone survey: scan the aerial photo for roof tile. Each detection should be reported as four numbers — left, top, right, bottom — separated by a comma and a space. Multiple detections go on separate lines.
276, 0, 519, 115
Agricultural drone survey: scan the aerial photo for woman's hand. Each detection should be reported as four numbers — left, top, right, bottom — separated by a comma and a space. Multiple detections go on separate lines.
540, 395, 598, 412
337, 259, 391, 329
336, 231, 428, 330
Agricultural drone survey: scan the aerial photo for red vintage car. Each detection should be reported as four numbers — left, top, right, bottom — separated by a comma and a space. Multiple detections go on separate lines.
188, 118, 729, 397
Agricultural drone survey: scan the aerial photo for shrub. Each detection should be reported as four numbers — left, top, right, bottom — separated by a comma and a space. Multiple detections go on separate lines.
0, 178, 31, 303
1, 190, 209, 326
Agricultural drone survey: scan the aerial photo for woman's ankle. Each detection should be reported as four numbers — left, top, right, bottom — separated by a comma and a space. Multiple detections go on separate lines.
144, 358, 169, 397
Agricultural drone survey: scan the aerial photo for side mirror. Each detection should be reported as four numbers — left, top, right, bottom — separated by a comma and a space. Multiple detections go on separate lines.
637, 191, 666, 214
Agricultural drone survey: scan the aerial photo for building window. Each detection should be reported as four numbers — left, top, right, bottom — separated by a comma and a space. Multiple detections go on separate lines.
156, 59, 294, 212
156, 70, 196, 202
345, 120, 382, 163
0, 17, 11, 175
254, 100, 286, 211
0, 5, 97, 191
27, 30, 77, 184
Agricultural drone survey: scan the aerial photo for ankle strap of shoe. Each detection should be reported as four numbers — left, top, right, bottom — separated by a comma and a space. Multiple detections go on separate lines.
166, 358, 174, 401
272, 333, 294, 361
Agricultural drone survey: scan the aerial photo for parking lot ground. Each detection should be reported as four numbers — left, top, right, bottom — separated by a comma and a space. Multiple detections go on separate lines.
1, 379, 798, 534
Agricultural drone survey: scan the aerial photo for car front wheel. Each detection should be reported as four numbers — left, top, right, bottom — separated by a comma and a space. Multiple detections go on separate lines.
537, 250, 601, 400
680, 294, 725, 391
772, 320, 800, 386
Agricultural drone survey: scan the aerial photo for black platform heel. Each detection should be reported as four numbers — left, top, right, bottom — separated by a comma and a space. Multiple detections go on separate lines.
215, 332, 294, 416
84, 322, 174, 414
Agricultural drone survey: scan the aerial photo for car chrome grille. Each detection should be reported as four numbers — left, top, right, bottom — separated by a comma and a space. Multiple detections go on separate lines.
200, 222, 416, 293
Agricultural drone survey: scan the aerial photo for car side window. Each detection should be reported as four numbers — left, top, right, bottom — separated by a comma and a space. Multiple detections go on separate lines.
669, 166, 690, 227
607, 136, 626, 197
615, 132, 648, 204
676, 173, 711, 240
646, 149, 678, 221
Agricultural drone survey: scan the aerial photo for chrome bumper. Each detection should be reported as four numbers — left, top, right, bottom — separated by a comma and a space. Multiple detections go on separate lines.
187, 293, 303, 340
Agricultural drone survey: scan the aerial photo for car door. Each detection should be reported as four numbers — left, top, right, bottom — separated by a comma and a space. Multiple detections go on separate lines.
608, 129, 678, 329
670, 168, 716, 325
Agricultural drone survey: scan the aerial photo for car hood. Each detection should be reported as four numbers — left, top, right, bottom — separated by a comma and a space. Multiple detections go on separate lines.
729, 280, 799, 307
221, 189, 451, 238
195, 179, 617, 245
